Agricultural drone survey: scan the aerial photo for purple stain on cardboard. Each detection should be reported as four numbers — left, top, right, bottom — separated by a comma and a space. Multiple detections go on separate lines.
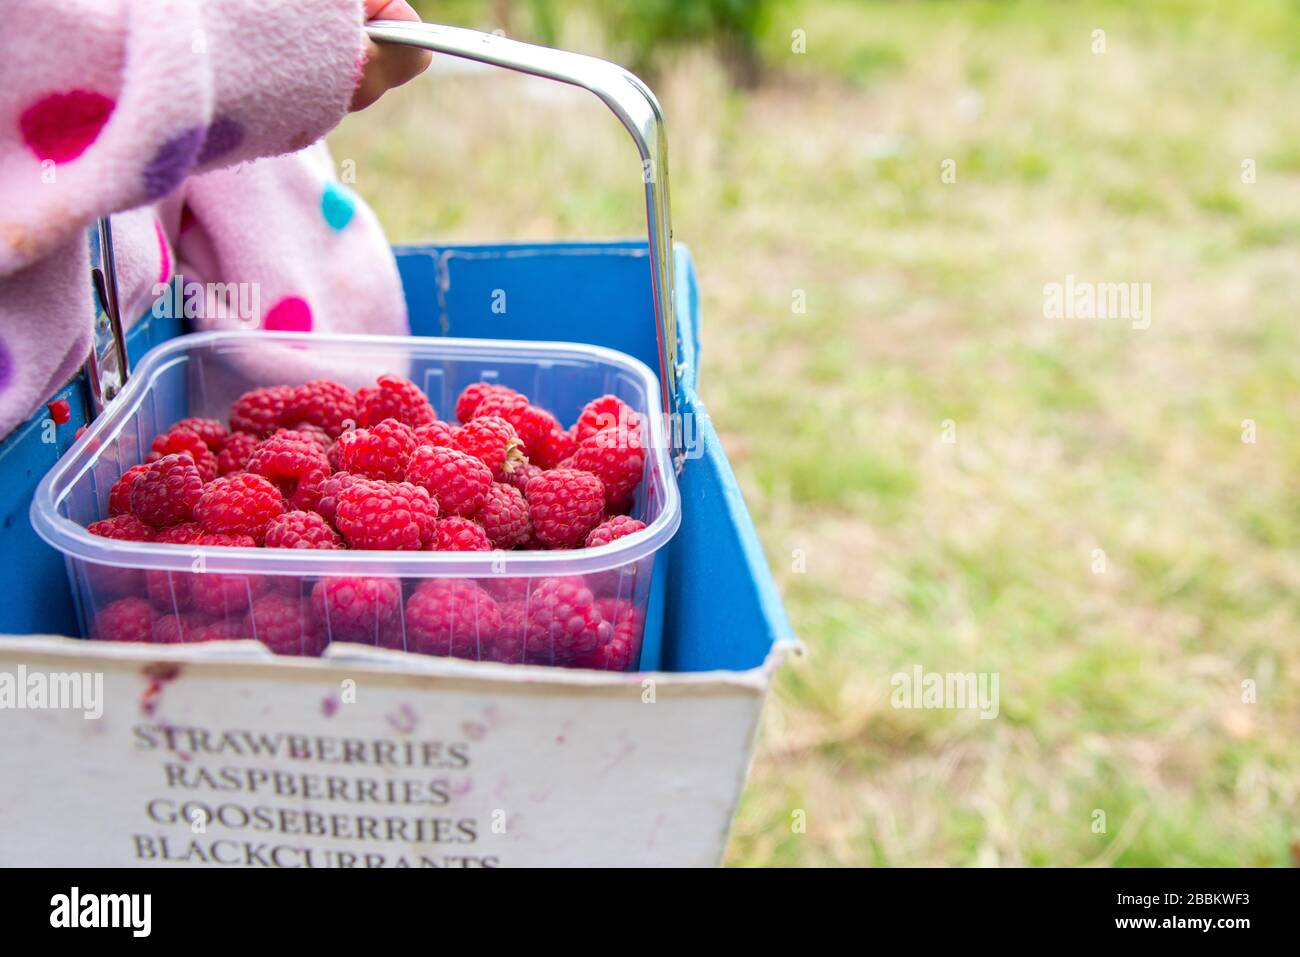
385, 703, 417, 735
139, 662, 182, 717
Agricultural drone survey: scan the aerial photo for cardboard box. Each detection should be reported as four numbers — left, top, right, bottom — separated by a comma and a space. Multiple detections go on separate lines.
0, 637, 790, 867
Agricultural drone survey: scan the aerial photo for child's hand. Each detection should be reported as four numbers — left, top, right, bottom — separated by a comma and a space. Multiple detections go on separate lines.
350, 0, 433, 111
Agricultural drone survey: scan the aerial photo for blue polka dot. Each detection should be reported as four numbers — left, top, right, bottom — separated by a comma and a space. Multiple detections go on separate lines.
142, 127, 204, 200
321, 181, 356, 231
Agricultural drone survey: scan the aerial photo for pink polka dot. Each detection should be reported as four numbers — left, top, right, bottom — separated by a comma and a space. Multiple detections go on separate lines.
20, 90, 115, 163
154, 219, 171, 285
264, 296, 313, 332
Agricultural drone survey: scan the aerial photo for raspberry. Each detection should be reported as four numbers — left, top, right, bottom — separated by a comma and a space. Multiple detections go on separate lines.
282, 379, 356, 438
573, 598, 643, 671
194, 473, 285, 540
453, 415, 524, 480
473, 395, 558, 458
174, 417, 228, 451
148, 427, 218, 481
432, 517, 492, 552
334, 418, 419, 481
576, 641, 633, 673
405, 445, 492, 517
376, 615, 409, 651
355, 374, 437, 429
190, 619, 246, 643
194, 532, 257, 548
143, 529, 202, 609
585, 515, 647, 549
454, 382, 518, 423
514, 406, 561, 452
312, 577, 402, 642
583, 516, 647, 595
570, 426, 645, 510
404, 579, 500, 659
217, 432, 260, 475
504, 462, 542, 494
531, 426, 576, 470
150, 425, 208, 462
525, 469, 605, 548
152, 613, 208, 644
574, 395, 642, 444
189, 533, 268, 617
414, 420, 456, 448
229, 385, 293, 437
334, 479, 437, 550
91, 597, 157, 642
524, 576, 611, 664
86, 515, 153, 599
489, 600, 528, 663
476, 482, 531, 549
130, 454, 205, 527
88, 514, 156, 541
470, 389, 527, 431
246, 432, 331, 493
287, 466, 331, 512
519, 531, 547, 550
108, 463, 152, 516
245, 592, 325, 656
154, 522, 203, 545
481, 575, 532, 603
311, 471, 366, 526
263, 511, 342, 549
279, 423, 333, 452
146, 567, 191, 612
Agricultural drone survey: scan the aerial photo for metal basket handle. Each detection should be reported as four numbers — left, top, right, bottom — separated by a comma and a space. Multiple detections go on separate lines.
85, 21, 683, 463
364, 21, 681, 460
85, 216, 130, 416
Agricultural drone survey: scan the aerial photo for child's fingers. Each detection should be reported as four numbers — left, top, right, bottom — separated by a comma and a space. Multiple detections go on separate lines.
351, 0, 431, 112
364, 0, 422, 21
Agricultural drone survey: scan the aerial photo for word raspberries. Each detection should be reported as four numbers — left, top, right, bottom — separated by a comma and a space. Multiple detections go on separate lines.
83, 375, 654, 671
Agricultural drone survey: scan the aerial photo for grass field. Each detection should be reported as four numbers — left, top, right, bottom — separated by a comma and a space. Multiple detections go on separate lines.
333, 0, 1300, 866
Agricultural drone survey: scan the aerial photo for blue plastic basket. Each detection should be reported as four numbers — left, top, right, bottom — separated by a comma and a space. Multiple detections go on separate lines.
0, 239, 792, 673
0, 22, 794, 676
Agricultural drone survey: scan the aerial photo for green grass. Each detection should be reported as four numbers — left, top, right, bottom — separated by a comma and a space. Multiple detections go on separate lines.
336, 0, 1300, 866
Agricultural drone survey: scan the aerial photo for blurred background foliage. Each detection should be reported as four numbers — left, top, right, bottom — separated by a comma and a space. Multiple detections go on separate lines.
413, 0, 776, 82
348, 0, 1300, 866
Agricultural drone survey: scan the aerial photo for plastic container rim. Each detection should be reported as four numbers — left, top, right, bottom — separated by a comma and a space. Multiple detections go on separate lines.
30, 330, 682, 577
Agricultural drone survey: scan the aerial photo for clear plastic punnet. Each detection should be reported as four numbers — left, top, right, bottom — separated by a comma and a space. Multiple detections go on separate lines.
30, 331, 681, 671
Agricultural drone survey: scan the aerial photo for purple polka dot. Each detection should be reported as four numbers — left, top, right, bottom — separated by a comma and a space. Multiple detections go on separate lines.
0, 337, 12, 391
141, 127, 204, 200
197, 116, 244, 164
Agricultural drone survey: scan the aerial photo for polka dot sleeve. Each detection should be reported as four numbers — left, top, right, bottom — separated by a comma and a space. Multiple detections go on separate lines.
0, 0, 366, 278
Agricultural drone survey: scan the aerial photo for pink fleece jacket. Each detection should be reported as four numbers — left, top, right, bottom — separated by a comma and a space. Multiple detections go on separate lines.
0, 0, 408, 440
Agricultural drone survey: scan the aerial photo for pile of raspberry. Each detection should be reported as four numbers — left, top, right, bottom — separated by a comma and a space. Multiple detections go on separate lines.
83, 375, 650, 670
